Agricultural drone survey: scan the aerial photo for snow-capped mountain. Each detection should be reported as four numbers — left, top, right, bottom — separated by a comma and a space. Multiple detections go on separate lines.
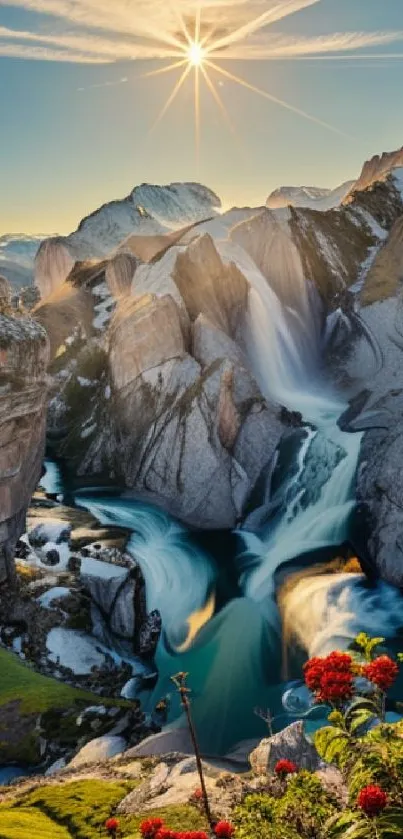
0, 234, 45, 288
266, 181, 353, 211
35, 182, 221, 295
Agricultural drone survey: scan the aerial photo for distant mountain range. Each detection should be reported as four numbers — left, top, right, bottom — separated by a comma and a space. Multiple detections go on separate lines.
265, 181, 354, 211
1, 145, 403, 291
0, 234, 44, 289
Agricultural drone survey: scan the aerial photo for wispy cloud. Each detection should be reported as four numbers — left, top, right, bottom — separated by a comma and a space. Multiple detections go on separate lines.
0, 0, 402, 64
213, 30, 403, 60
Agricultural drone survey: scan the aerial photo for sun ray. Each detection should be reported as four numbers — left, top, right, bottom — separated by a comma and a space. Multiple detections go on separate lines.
142, 58, 188, 79
195, 63, 201, 167
205, 59, 351, 139
150, 63, 192, 132
168, 0, 192, 47
201, 65, 237, 140
195, 1, 201, 46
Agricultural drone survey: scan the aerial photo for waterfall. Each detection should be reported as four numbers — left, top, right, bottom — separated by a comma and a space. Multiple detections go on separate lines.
237, 253, 363, 615
70, 242, 402, 754
73, 496, 217, 649
280, 571, 403, 659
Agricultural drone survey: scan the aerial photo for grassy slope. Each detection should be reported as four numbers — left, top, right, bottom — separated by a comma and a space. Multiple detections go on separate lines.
0, 648, 98, 714
0, 648, 130, 764
0, 779, 207, 839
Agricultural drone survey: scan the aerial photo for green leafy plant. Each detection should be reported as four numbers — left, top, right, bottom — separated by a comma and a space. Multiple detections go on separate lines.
234, 772, 337, 839
302, 635, 403, 839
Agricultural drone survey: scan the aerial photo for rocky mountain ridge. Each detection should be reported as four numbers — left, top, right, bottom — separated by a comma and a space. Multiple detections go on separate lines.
266, 181, 353, 211
29, 151, 403, 586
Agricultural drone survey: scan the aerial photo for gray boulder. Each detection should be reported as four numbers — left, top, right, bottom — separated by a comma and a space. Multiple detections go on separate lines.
249, 721, 321, 775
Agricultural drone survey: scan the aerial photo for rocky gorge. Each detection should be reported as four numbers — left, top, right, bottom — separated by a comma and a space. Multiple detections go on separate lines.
0, 149, 403, 776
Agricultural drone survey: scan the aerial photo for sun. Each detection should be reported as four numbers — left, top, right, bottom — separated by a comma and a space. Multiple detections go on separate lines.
147, 5, 347, 155
188, 40, 205, 67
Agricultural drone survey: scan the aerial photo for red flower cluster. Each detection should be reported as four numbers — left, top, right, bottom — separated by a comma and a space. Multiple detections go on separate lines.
140, 819, 164, 838
214, 822, 235, 838
192, 788, 203, 800
140, 820, 208, 839
274, 759, 298, 776
304, 651, 354, 704
357, 785, 388, 817
155, 832, 208, 839
363, 656, 399, 692
105, 818, 120, 834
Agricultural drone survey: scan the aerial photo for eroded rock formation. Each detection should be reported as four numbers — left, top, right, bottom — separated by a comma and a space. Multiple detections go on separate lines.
0, 314, 49, 583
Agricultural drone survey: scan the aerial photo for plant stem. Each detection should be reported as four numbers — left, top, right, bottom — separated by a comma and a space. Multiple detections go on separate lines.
172, 673, 214, 831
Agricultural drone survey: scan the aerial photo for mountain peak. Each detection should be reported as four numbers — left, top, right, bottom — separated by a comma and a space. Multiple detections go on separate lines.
266, 181, 353, 211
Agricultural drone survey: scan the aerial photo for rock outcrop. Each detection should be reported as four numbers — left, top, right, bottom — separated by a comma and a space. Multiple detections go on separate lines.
35, 232, 286, 530
109, 294, 187, 392
351, 145, 403, 194
173, 234, 248, 337
249, 721, 321, 774
32, 152, 403, 539
361, 215, 403, 306
337, 193, 403, 586
0, 314, 49, 583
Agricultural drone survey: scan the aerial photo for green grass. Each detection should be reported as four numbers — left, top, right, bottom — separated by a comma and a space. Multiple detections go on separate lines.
0, 807, 71, 839
0, 648, 129, 714
16, 779, 132, 838
0, 781, 208, 839
0, 648, 132, 764
122, 804, 209, 838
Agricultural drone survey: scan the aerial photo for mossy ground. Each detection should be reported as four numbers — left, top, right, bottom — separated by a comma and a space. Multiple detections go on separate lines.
0, 779, 207, 839
0, 648, 101, 715
0, 648, 129, 764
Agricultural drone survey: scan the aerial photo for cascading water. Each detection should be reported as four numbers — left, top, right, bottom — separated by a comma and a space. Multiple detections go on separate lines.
73, 247, 402, 755
73, 497, 217, 650
237, 247, 363, 607
281, 572, 403, 660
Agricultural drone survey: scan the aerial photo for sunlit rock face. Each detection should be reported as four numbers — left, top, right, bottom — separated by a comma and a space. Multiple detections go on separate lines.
109, 294, 187, 392
35, 237, 77, 299
105, 252, 140, 298
32, 153, 403, 535
173, 233, 248, 337
361, 214, 403, 306
0, 314, 49, 583
351, 145, 403, 194
230, 209, 307, 312
34, 228, 285, 529
34, 182, 221, 296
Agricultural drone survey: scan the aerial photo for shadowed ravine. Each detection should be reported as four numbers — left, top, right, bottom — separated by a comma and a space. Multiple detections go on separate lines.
71, 264, 403, 755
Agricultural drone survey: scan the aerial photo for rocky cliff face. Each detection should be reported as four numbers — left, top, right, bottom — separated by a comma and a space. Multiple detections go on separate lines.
34, 230, 287, 530
351, 145, 403, 194
32, 151, 403, 557
0, 313, 49, 583
333, 169, 403, 585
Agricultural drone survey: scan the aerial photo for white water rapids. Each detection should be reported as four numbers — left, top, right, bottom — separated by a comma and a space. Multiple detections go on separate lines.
72, 244, 402, 754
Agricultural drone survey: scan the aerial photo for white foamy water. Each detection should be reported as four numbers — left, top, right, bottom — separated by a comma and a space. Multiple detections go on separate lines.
237, 249, 363, 615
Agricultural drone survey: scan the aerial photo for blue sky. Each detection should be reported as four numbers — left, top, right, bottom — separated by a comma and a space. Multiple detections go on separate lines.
1, 0, 403, 234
